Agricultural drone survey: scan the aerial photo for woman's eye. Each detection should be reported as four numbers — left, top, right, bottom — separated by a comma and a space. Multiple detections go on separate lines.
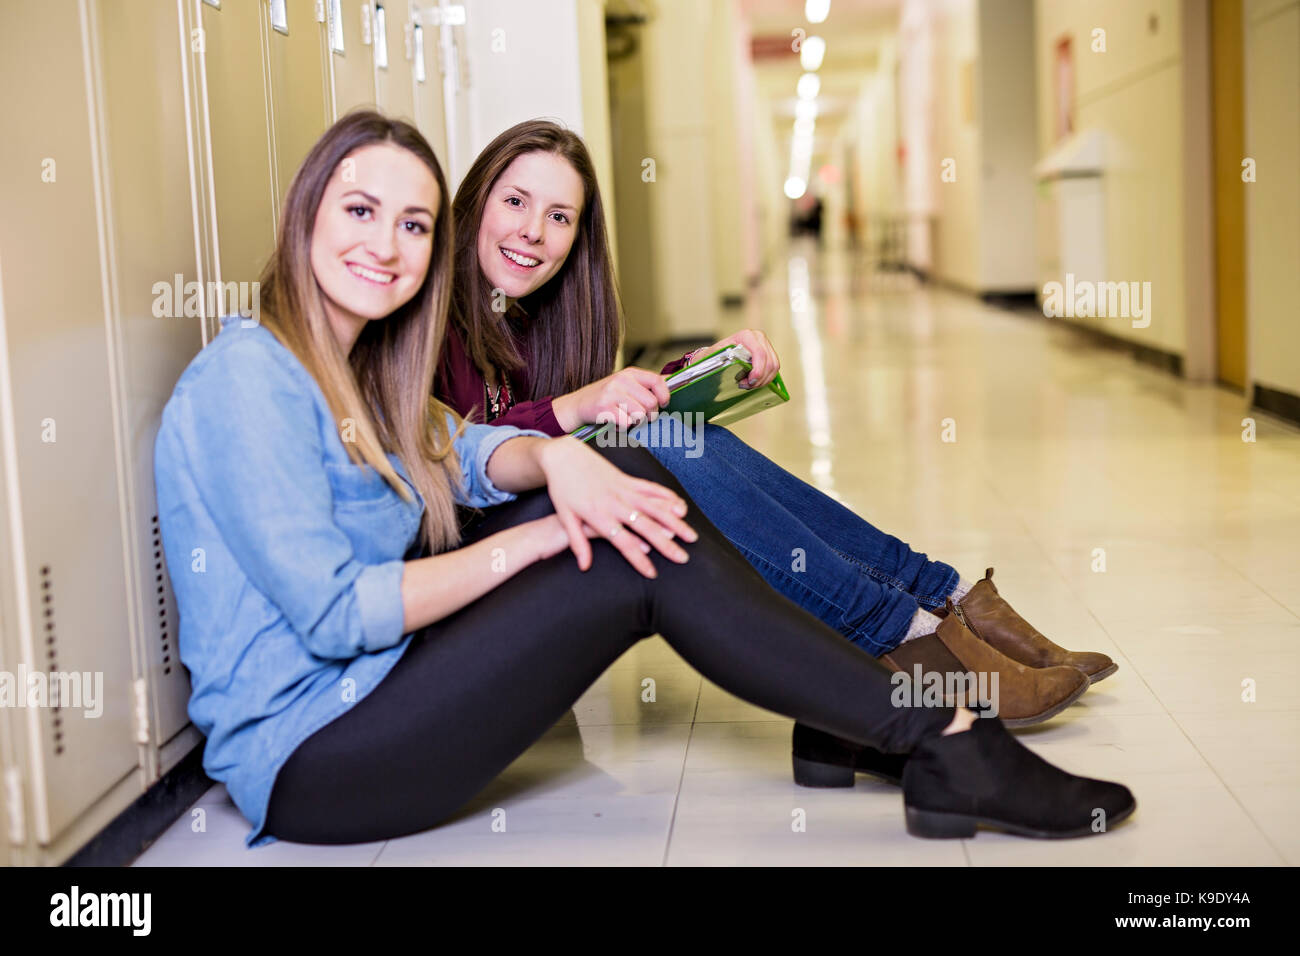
505, 196, 523, 207
346, 204, 372, 220
402, 220, 429, 234
551, 212, 570, 225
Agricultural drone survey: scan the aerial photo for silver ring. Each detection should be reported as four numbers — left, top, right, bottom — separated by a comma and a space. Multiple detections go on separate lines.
609, 525, 621, 538
627, 511, 639, 524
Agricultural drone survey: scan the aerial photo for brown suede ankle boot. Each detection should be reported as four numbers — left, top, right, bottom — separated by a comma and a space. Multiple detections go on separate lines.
880, 602, 1089, 727
940, 569, 1118, 684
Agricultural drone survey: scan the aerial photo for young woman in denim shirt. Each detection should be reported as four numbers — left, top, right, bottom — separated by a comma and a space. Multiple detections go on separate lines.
154, 111, 1133, 848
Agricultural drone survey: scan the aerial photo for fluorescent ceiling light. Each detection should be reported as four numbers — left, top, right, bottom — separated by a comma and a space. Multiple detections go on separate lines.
800, 36, 825, 71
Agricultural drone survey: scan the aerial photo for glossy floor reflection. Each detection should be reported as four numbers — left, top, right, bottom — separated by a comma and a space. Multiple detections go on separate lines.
133, 242, 1300, 866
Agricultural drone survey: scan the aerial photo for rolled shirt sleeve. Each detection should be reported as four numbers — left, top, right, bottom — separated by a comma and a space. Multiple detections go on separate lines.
450, 416, 549, 507
167, 338, 409, 658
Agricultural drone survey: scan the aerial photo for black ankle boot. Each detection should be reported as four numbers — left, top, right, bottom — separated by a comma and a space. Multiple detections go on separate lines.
902, 716, 1136, 838
791, 722, 909, 787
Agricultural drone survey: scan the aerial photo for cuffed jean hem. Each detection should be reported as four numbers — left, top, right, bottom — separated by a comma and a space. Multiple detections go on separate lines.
731, 542, 920, 658
833, 548, 961, 617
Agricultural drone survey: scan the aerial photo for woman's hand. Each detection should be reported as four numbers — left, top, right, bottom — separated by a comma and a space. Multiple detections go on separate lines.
551, 367, 671, 432
522, 513, 583, 563
697, 329, 781, 388
536, 437, 697, 578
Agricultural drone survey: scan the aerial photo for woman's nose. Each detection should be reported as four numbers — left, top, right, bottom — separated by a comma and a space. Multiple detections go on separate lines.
367, 230, 398, 261
520, 214, 545, 243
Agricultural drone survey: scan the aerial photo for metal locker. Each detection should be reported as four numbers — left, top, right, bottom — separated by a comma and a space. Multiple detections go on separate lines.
95, 0, 208, 777
329, 0, 381, 117
2, 578, 22, 863
374, 0, 417, 123
0, 0, 143, 853
436, 0, 474, 187
197, 0, 279, 292
410, 2, 451, 163
266, 0, 333, 207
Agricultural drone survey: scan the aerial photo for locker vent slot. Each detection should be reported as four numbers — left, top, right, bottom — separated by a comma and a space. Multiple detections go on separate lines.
39, 565, 64, 756
152, 515, 172, 676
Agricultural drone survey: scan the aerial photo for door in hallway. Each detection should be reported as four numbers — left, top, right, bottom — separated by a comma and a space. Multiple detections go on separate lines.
1211, 0, 1247, 390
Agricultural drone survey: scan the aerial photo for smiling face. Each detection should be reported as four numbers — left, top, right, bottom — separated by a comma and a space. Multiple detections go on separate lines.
475, 150, 585, 302
310, 142, 439, 353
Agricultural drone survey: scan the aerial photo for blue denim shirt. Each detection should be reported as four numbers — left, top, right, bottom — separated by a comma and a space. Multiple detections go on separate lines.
153, 315, 546, 848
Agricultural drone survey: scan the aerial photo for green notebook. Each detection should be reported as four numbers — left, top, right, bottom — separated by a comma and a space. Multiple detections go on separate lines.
570, 344, 790, 443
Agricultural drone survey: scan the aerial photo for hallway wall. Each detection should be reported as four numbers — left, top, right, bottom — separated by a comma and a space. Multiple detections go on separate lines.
978, 0, 1038, 291
464, 0, 616, 248
1033, 0, 1189, 357
850, 35, 902, 227
895, 0, 1038, 292
1243, 0, 1300, 403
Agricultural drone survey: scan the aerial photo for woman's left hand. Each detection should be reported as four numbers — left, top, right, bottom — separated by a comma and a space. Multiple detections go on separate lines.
699, 329, 781, 388
536, 437, 698, 578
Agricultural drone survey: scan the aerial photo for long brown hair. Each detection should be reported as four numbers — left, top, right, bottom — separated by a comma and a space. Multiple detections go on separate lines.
450, 120, 621, 399
257, 108, 465, 554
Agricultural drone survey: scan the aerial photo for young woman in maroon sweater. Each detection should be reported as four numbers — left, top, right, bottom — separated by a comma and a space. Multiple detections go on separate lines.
436, 120, 1122, 785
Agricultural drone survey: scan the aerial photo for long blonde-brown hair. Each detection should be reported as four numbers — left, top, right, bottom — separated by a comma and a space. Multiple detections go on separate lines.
257, 109, 464, 554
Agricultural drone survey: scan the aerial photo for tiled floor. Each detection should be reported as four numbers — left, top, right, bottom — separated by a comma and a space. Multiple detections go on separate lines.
133, 243, 1300, 866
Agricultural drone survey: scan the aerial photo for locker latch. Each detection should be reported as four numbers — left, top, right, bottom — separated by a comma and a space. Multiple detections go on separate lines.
132, 678, 150, 746
4, 767, 23, 845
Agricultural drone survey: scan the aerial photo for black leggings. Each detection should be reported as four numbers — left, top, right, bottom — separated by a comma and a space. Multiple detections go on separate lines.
264, 445, 954, 844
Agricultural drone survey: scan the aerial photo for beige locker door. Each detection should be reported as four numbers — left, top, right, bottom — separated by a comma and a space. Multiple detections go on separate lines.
1, 350, 24, 863
0, 719, 12, 864
96, 1, 207, 761
0, 1, 141, 846
374, 0, 416, 122
199, 0, 278, 288
2, 578, 23, 862
267, 0, 332, 206
330, 0, 379, 115
439, 0, 474, 187
411, 3, 450, 163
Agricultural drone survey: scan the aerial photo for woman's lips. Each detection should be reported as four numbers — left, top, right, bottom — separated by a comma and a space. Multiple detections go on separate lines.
346, 262, 397, 285
499, 246, 541, 271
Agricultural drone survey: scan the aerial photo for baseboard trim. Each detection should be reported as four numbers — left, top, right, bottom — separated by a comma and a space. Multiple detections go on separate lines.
63, 745, 213, 867
1020, 311, 1186, 378
980, 290, 1039, 312
1252, 382, 1300, 429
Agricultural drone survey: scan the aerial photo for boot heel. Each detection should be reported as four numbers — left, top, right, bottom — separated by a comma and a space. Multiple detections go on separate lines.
792, 754, 855, 788
905, 806, 978, 839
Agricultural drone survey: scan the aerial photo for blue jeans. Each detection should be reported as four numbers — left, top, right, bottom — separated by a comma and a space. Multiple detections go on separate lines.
627, 421, 959, 655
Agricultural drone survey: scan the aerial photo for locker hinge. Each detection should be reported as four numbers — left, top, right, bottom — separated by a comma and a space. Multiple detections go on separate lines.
132, 677, 150, 746
4, 767, 23, 845
315, 0, 325, 23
